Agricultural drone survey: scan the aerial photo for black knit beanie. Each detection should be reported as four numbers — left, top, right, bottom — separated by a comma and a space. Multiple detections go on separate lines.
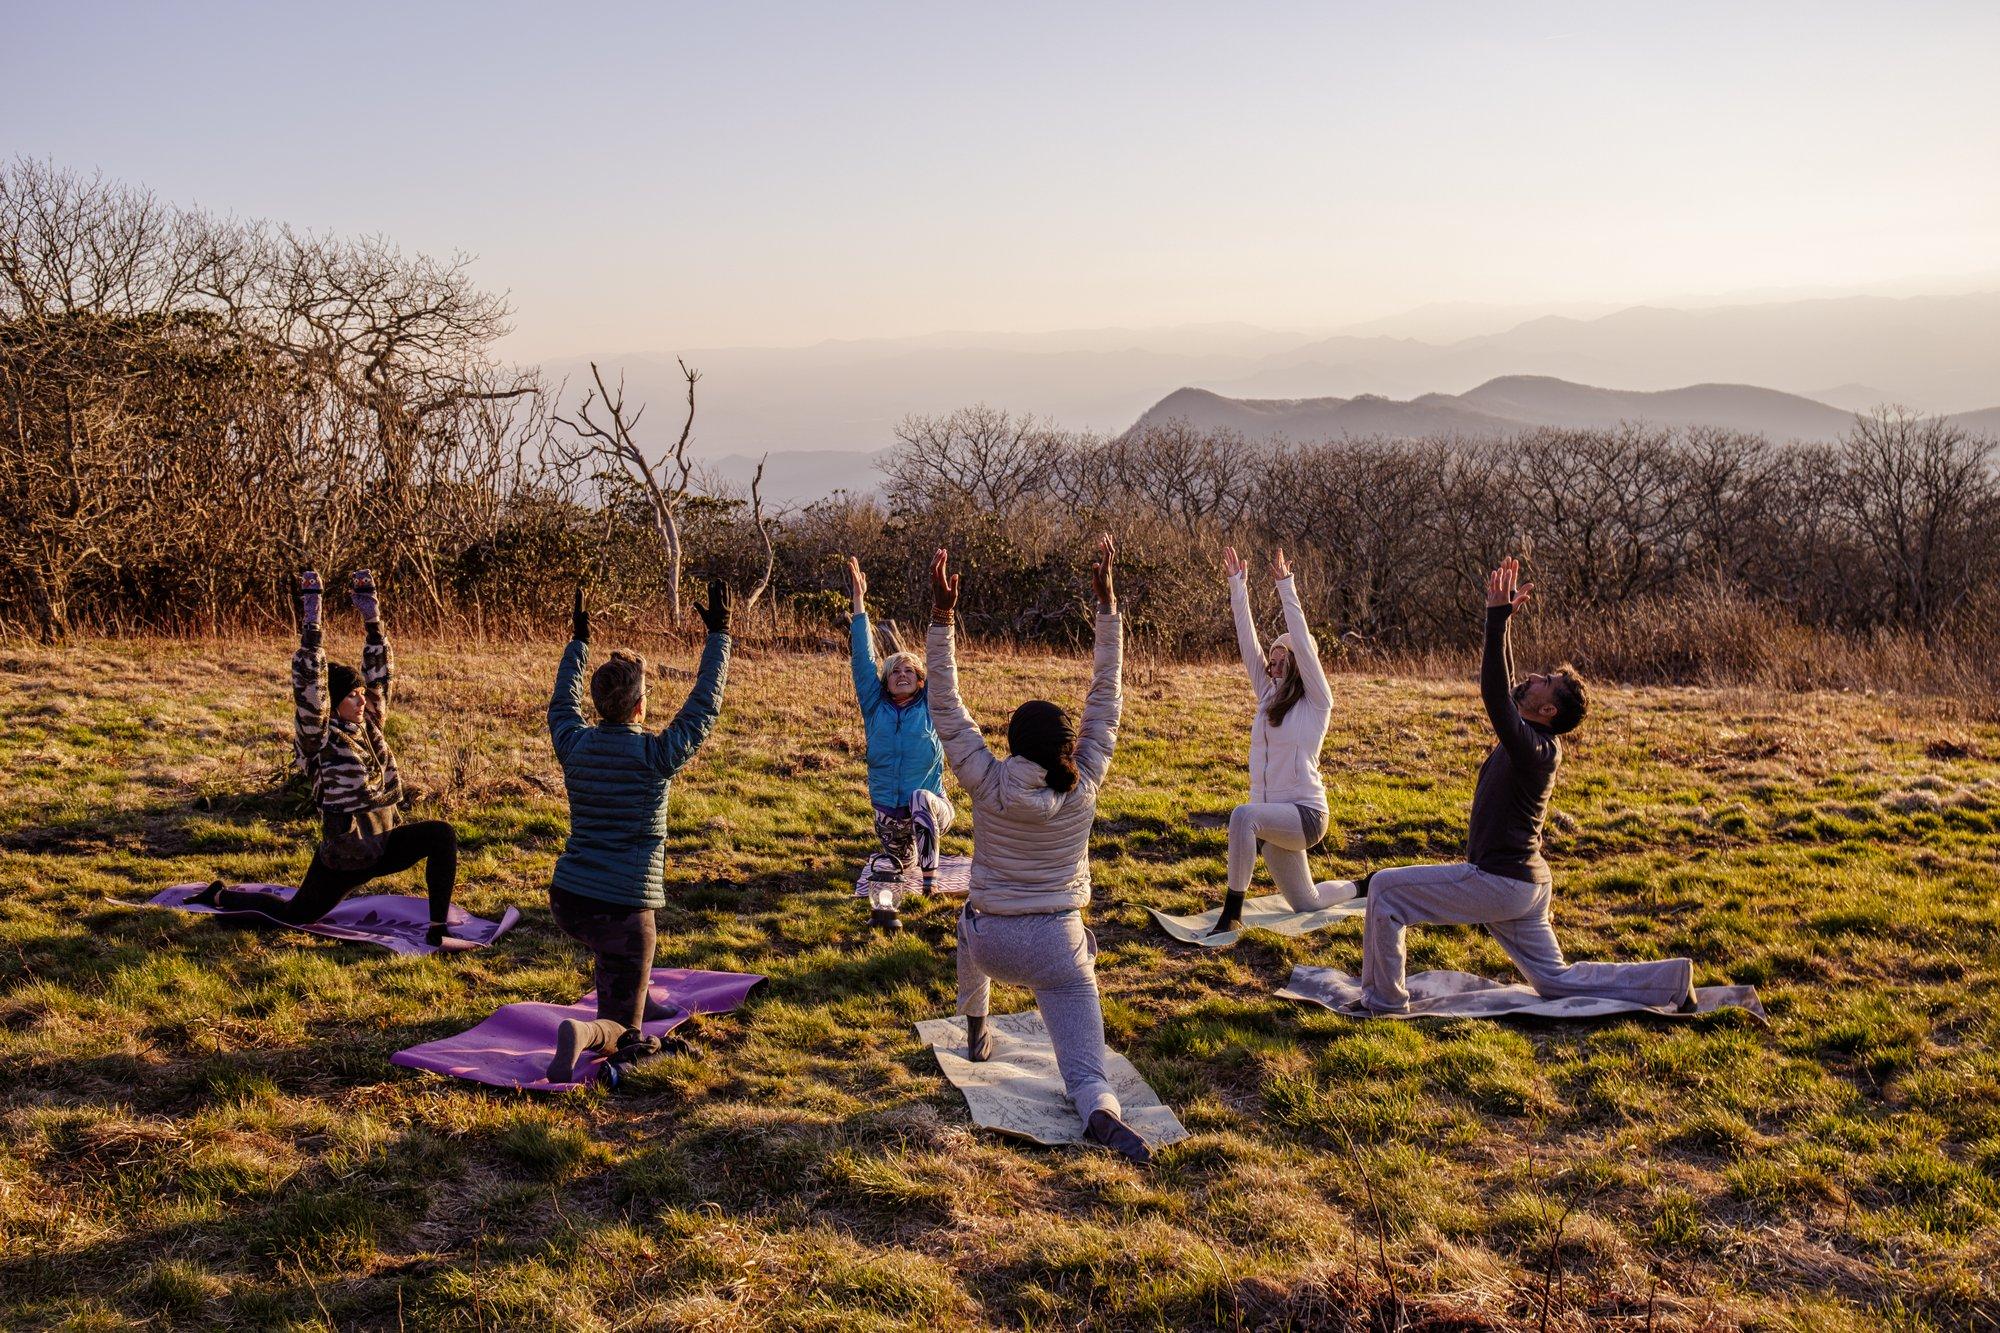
1007, 700, 1079, 793
326, 662, 363, 712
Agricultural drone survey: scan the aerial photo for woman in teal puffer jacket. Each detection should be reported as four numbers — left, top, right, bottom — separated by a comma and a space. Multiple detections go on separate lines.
847, 556, 954, 934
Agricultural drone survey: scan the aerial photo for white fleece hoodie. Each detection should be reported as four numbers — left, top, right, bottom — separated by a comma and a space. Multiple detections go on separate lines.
927, 611, 1123, 914
1230, 573, 1331, 810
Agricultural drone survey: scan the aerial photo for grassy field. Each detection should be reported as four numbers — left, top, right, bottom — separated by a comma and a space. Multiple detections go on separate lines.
2, 632, 1997, 1331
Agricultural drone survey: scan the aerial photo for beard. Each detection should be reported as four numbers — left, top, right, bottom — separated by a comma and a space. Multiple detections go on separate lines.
1512, 680, 1531, 703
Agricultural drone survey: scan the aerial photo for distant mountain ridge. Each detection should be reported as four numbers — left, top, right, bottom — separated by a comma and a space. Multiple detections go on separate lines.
1130, 375, 1999, 444
546, 290, 2000, 464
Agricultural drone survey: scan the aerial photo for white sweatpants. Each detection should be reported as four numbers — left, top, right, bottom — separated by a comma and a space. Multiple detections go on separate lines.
1226, 801, 1349, 910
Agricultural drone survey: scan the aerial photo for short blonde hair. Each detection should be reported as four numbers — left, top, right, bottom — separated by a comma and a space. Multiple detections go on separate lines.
590, 651, 647, 724
879, 651, 925, 686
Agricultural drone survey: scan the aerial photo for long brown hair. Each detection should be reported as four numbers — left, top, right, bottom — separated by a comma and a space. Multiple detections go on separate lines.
1265, 652, 1305, 727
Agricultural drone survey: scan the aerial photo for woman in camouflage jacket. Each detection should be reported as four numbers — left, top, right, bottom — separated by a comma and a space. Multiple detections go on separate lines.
192, 570, 461, 946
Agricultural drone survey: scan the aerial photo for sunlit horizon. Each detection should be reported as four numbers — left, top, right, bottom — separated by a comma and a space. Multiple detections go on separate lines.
9, 1, 1999, 360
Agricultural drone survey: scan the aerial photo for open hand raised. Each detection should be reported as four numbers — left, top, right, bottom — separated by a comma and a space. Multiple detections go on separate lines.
1092, 533, 1117, 609
931, 548, 960, 614
1223, 546, 1247, 580
1485, 556, 1534, 613
1270, 548, 1292, 583
572, 585, 590, 643
845, 556, 867, 615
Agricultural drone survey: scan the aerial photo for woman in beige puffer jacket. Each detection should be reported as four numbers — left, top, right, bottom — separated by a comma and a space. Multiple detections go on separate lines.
926, 536, 1152, 1165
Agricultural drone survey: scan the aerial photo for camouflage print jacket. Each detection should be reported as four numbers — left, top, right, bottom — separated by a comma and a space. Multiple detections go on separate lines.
293, 627, 403, 821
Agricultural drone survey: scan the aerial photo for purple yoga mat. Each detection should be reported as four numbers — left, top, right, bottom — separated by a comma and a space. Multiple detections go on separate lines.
390, 968, 766, 1092
133, 883, 520, 956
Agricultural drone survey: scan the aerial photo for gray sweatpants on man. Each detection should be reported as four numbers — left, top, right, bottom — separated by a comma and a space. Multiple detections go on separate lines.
1360, 862, 1692, 1012
956, 907, 1120, 1121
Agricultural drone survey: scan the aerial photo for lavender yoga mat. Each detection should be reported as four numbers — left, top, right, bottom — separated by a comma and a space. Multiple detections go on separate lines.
130, 883, 520, 956
391, 968, 766, 1092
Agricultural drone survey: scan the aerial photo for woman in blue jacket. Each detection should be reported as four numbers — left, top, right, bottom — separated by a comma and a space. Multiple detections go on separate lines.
848, 556, 954, 934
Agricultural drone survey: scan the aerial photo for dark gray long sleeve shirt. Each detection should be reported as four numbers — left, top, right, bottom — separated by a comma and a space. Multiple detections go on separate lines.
1465, 605, 1558, 885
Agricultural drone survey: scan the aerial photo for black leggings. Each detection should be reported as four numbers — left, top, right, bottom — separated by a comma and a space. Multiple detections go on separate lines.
220, 820, 457, 926
548, 884, 657, 1034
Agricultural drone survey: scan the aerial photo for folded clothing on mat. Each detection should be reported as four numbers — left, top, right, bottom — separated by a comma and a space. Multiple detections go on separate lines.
1277, 965, 1768, 1025
392, 968, 766, 1092
127, 884, 519, 956
1148, 891, 1364, 948
914, 1011, 1190, 1149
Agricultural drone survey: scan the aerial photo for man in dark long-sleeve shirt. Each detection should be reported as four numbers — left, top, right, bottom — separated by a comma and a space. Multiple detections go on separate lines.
1356, 558, 1694, 1012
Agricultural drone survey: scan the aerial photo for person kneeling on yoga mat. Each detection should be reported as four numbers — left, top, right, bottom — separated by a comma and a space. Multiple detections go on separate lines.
193, 570, 461, 948
930, 536, 1152, 1165
544, 580, 732, 1083
845, 554, 953, 934
1208, 545, 1358, 936
1354, 557, 1694, 1013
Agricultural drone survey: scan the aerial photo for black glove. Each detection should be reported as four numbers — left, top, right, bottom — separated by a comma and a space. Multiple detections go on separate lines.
696, 577, 732, 635
572, 586, 589, 643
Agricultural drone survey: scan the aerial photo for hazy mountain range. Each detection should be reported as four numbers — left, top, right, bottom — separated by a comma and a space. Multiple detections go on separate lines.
1133, 376, 2000, 446
544, 290, 2000, 502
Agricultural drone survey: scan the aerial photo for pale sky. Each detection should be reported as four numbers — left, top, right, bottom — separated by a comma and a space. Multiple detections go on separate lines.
7, 0, 1999, 359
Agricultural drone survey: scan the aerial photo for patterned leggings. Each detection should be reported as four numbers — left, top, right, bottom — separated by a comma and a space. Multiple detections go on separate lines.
871, 790, 955, 874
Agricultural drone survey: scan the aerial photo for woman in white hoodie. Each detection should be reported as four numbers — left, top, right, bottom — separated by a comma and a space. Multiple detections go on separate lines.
927, 535, 1152, 1165
1209, 546, 1358, 936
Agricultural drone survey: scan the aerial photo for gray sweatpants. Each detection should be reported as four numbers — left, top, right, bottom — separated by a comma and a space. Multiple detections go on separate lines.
1227, 801, 1350, 910
1360, 861, 1692, 1012
955, 907, 1120, 1121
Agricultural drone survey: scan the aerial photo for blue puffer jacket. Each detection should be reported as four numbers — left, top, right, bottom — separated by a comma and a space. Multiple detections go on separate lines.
852, 612, 945, 811
548, 633, 730, 909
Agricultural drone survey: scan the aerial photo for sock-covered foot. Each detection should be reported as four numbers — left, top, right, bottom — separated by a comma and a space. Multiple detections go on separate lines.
1311, 879, 1360, 907
425, 921, 452, 949
642, 993, 683, 1022
189, 880, 225, 908
1207, 890, 1246, 937
547, 1019, 591, 1083
965, 1015, 992, 1062
1085, 1109, 1153, 1165
920, 872, 937, 895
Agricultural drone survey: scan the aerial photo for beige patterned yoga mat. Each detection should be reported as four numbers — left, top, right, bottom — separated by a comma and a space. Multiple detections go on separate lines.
1277, 965, 1769, 1025
1148, 890, 1365, 947
915, 1012, 1190, 1150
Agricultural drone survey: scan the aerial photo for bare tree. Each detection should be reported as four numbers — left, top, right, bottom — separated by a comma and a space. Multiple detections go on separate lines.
743, 454, 777, 619
555, 360, 701, 622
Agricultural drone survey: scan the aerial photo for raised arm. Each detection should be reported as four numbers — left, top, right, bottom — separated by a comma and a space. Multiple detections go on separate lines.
1225, 546, 1266, 694
647, 578, 733, 778
924, 548, 999, 799
1074, 534, 1124, 787
1481, 557, 1549, 766
548, 587, 590, 762
1272, 551, 1331, 708
352, 570, 392, 726
291, 570, 328, 772
848, 559, 885, 713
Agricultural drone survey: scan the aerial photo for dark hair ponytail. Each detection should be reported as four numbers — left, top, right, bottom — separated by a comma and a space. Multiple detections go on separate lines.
1007, 700, 1080, 793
